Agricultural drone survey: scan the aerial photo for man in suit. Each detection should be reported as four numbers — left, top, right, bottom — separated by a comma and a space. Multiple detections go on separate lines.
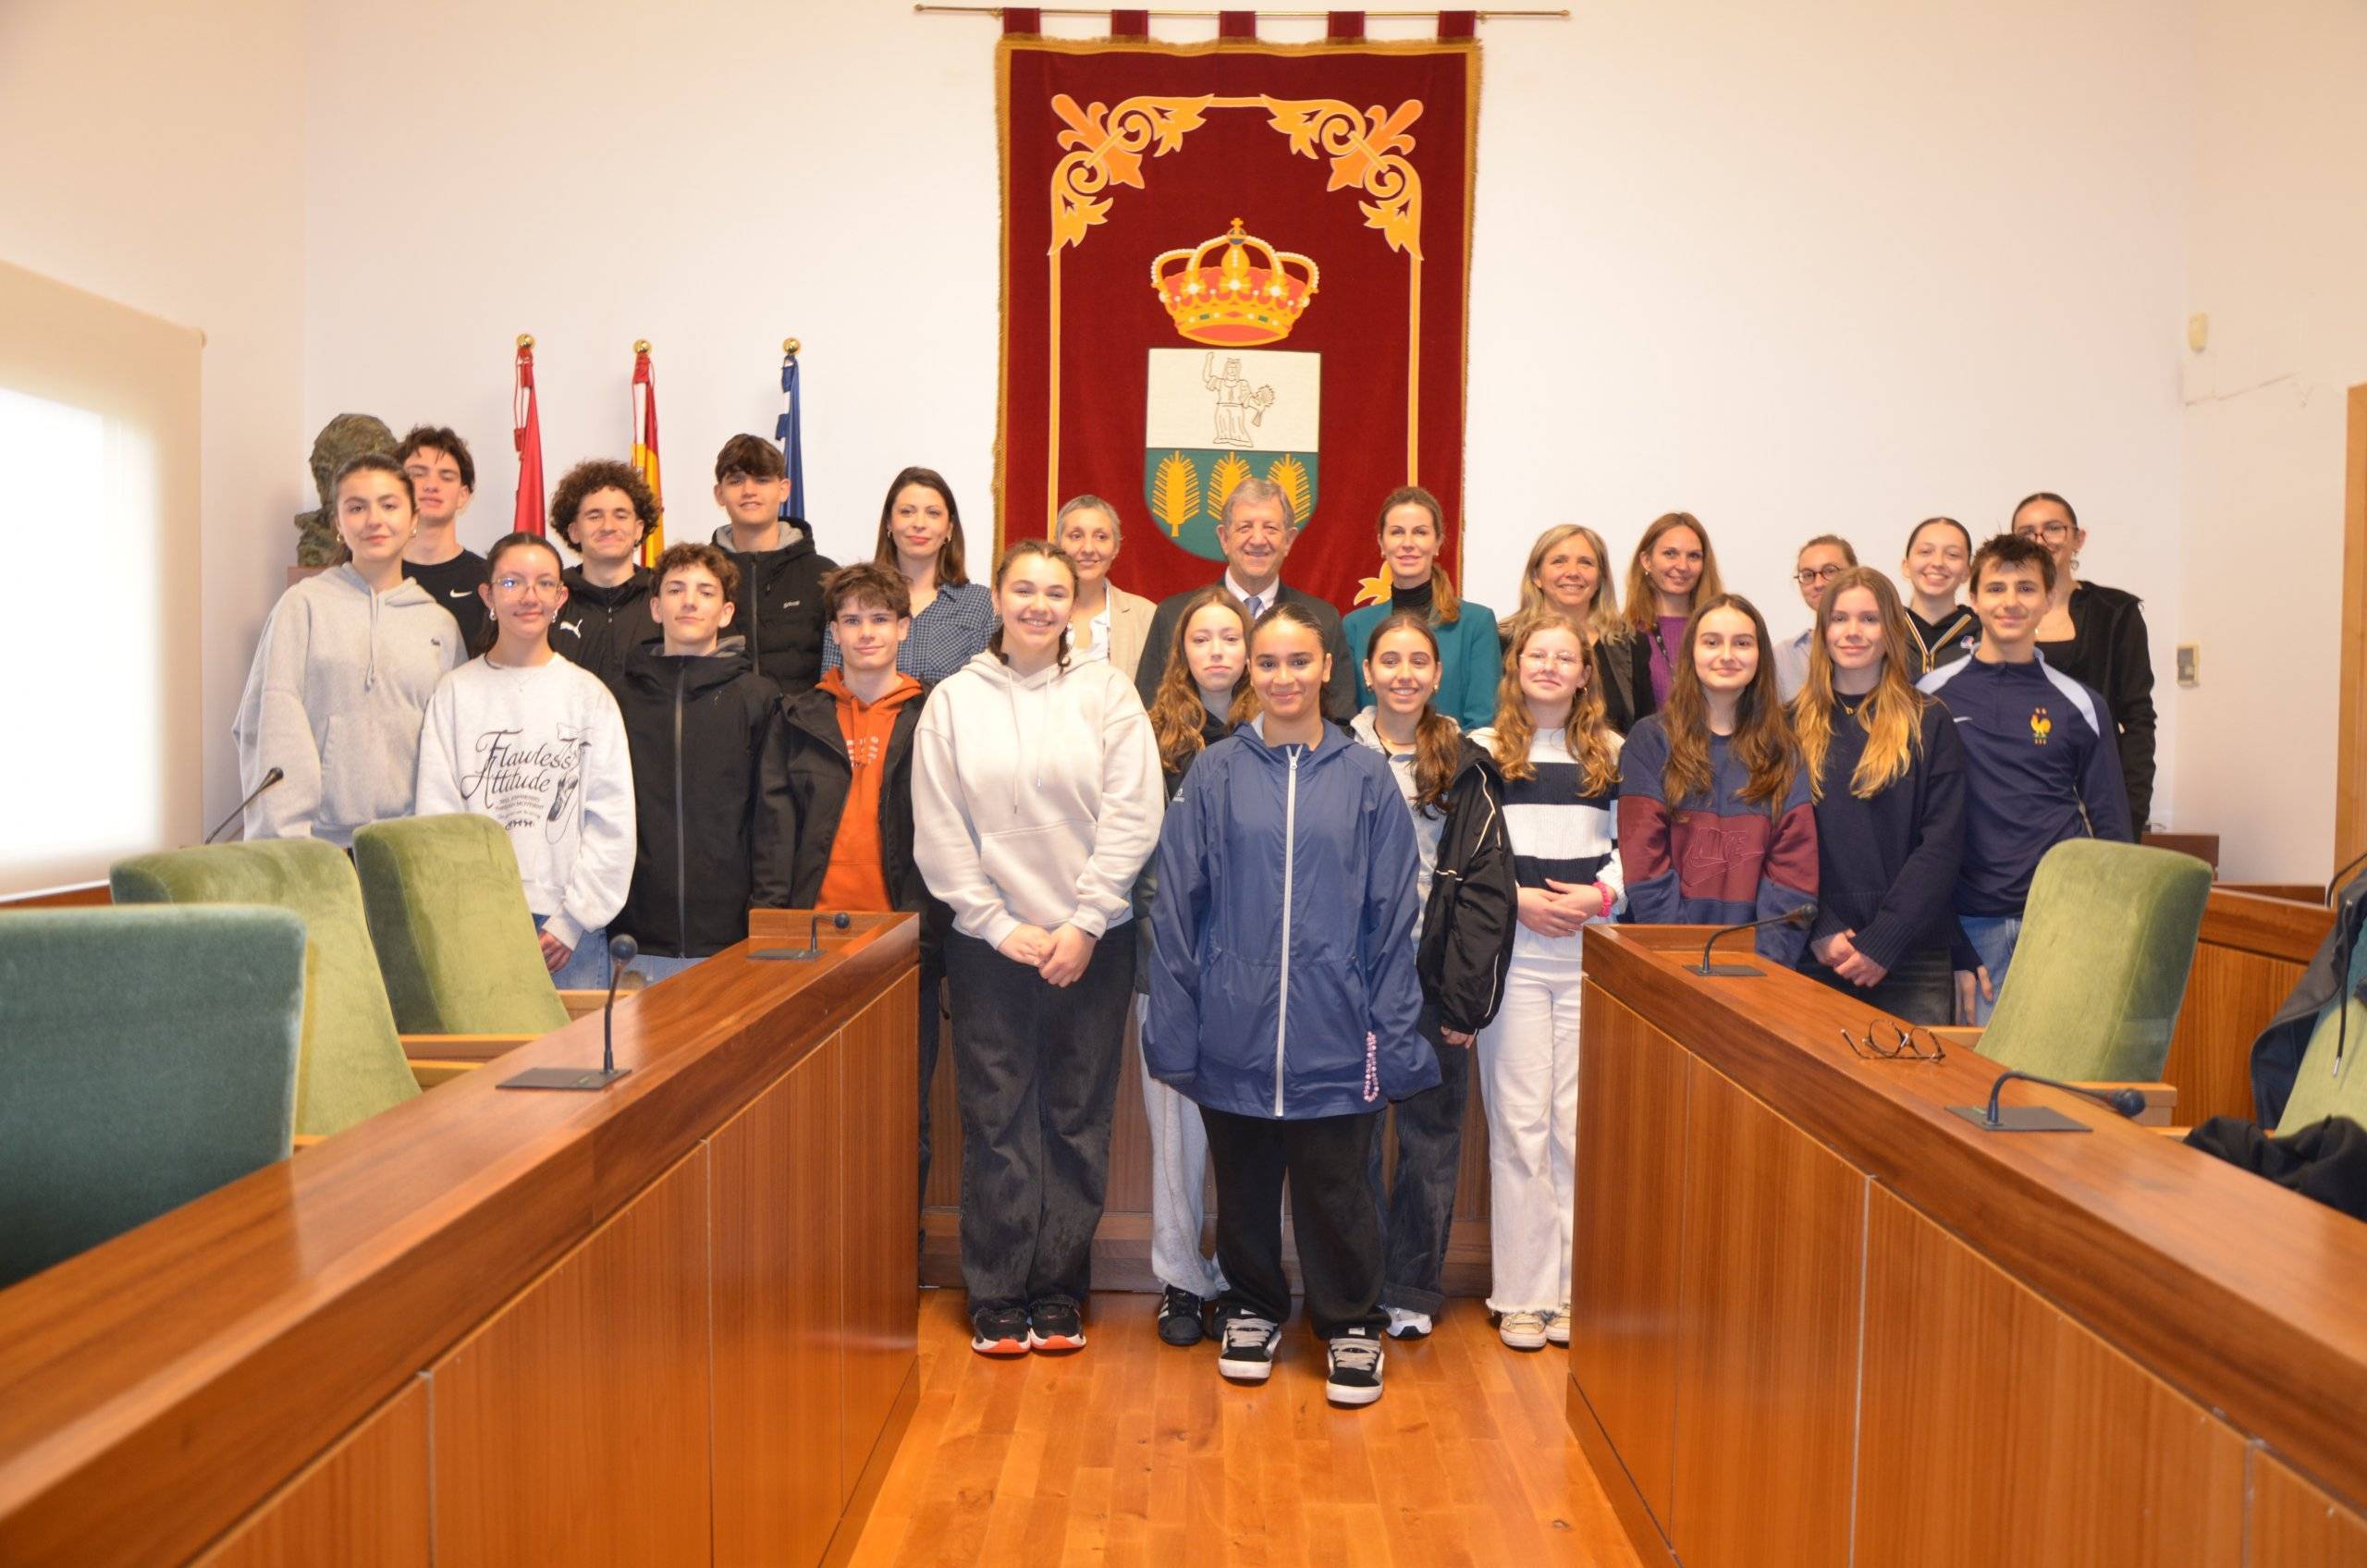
1134, 476, 1355, 721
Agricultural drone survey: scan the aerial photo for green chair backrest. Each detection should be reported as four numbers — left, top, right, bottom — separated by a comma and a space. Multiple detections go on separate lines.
1980, 839, 2214, 1083
2272, 930, 2367, 1136
111, 839, 421, 1137
0, 906, 305, 1288
351, 815, 570, 1035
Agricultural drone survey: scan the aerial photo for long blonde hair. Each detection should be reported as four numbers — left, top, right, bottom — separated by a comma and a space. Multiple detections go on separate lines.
1503, 524, 1624, 648
1375, 485, 1462, 626
1621, 512, 1725, 637
1487, 618, 1620, 796
1148, 586, 1254, 772
1791, 567, 1929, 802
1659, 594, 1797, 809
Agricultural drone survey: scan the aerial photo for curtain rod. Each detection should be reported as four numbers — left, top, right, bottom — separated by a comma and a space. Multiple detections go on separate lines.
915, 6, 1570, 18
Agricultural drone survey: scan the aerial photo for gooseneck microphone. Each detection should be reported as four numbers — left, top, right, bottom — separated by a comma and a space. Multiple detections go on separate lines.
203, 767, 285, 845
754, 910, 852, 962
1697, 901, 1819, 977
1947, 1070, 2147, 1133
497, 931, 638, 1092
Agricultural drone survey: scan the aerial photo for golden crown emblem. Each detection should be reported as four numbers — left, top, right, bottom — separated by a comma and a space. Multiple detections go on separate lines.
1151, 218, 1320, 347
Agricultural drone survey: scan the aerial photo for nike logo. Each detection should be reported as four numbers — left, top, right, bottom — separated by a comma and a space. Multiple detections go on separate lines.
781, 600, 803, 608
448, 589, 472, 599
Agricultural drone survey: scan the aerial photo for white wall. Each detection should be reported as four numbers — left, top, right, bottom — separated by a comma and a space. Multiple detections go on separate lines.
2178, 0, 2367, 881
0, 0, 307, 830
302, 0, 2193, 804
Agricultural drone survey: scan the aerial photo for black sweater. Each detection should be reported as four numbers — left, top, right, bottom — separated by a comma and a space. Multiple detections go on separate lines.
712, 521, 838, 697
2036, 582, 2155, 830
553, 567, 655, 703
1803, 692, 1967, 974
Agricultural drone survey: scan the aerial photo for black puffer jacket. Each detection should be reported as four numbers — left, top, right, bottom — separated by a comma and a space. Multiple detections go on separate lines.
1415, 741, 1521, 1036
2042, 582, 2156, 830
554, 567, 655, 702
712, 521, 837, 697
751, 682, 939, 928
612, 640, 781, 959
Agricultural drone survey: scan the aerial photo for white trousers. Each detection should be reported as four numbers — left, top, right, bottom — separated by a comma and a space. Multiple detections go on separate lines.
1474, 950, 1583, 1314
1134, 994, 1226, 1298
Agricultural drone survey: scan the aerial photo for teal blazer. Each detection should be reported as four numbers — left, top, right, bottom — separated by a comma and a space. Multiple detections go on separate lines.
1342, 595, 1503, 730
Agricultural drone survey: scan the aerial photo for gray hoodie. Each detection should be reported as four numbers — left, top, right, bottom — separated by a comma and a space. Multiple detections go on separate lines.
231, 564, 463, 846
911, 649, 1163, 949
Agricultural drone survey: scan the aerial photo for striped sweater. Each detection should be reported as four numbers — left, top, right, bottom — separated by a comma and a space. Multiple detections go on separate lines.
1615, 716, 1819, 965
1468, 726, 1624, 964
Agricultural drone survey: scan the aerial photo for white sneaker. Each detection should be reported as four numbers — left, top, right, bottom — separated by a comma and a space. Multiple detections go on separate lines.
1498, 1309, 1550, 1351
1545, 1307, 1571, 1346
1325, 1333, 1385, 1406
1385, 1306, 1433, 1341
1217, 1313, 1281, 1383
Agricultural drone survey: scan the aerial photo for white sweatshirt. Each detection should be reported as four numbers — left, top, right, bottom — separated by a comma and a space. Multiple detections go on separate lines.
414, 655, 636, 952
230, 565, 463, 847
912, 650, 1163, 949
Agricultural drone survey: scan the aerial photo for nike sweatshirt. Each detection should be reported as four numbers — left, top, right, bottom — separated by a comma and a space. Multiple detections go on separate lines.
231, 564, 463, 847
415, 654, 637, 952
911, 650, 1163, 949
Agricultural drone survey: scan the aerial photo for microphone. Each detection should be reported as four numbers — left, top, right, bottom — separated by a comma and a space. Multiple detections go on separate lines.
1697, 901, 1819, 977
1947, 1070, 2147, 1133
497, 931, 637, 1092
753, 910, 851, 962
203, 767, 285, 845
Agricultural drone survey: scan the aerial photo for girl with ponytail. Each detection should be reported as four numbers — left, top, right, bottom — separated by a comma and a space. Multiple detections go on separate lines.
1347, 614, 1519, 1341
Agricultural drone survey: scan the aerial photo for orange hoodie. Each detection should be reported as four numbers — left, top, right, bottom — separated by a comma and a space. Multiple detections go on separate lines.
817, 668, 926, 912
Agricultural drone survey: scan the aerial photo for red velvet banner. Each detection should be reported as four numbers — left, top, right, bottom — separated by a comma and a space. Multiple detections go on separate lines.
995, 36, 1478, 609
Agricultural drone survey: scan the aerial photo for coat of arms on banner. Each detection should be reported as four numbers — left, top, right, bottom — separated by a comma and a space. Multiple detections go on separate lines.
1144, 348, 1320, 562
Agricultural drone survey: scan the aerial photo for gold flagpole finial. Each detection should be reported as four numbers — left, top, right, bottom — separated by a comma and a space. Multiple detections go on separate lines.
783, 337, 802, 355
633, 338, 652, 354
517, 333, 534, 349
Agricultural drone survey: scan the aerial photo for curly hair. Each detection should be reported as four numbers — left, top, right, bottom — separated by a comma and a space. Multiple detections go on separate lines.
547, 459, 656, 552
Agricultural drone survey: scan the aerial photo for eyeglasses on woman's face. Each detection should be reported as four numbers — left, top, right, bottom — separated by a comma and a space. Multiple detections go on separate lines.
1794, 563, 1846, 587
2013, 521, 2073, 545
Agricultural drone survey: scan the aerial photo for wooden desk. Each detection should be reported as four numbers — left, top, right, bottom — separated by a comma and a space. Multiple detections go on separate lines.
1569, 925, 2367, 1568
0, 911, 920, 1568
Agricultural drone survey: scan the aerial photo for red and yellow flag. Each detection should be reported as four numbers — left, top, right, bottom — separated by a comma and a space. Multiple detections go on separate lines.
631, 343, 665, 567
512, 335, 546, 535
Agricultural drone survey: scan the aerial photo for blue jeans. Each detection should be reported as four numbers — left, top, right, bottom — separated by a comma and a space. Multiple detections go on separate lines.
533, 915, 614, 989
1957, 914, 2022, 1025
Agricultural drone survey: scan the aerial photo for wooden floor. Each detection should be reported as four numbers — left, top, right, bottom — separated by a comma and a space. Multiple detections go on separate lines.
844, 1292, 1644, 1568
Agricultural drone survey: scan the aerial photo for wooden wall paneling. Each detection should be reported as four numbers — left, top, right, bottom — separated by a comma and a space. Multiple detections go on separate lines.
2163, 945, 2303, 1126
429, 1148, 713, 1568
1669, 1060, 1866, 1568
1566, 986, 1688, 1542
192, 1379, 428, 1568
711, 1023, 849, 1567
1855, 1186, 2244, 1567
2336, 381, 2367, 883
836, 982, 922, 1509
2250, 1447, 2367, 1567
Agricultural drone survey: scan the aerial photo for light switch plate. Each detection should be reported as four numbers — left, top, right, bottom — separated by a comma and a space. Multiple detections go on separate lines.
2177, 643, 2200, 687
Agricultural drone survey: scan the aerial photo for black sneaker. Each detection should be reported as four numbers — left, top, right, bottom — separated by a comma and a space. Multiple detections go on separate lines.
1326, 1332, 1385, 1407
1157, 1286, 1208, 1347
1216, 1313, 1281, 1383
971, 1304, 1031, 1357
1027, 1296, 1086, 1353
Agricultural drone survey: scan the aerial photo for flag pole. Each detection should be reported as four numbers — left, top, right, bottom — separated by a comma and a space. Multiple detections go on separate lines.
631, 339, 666, 567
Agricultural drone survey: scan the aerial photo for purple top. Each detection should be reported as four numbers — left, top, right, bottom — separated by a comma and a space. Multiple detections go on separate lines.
1648, 615, 1688, 704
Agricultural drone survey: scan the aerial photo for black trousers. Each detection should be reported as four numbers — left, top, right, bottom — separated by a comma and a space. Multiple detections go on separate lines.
945, 928, 1134, 1309
1200, 1105, 1388, 1341
915, 942, 947, 1204
1366, 1003, 1470, 1317
1803, 945, 1954, 1025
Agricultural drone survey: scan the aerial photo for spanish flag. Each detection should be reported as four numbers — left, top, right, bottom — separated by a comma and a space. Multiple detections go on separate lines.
512, 336, 546, 535
632, 343, 665, 567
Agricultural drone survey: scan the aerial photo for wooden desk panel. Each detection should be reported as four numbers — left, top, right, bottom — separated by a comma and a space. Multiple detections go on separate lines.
837, 977, 921, 1503
1856, 1187, 2242, 1567
192, 1379, 428, 1568
1567, 986, 1686, 1537
1669, 1061, 1865, 1568
712, 1037, 847, 1568
430, 1148, 713, 1567
2251, 1449, 2367, 1567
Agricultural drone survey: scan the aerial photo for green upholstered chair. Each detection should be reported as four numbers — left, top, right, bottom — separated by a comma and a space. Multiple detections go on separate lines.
1977, 839, 2214, 1084
351, 814, 571, 1036
0, 906, 305, 1288
111, 839, 422, 1138
2271, 931, 2367, 1135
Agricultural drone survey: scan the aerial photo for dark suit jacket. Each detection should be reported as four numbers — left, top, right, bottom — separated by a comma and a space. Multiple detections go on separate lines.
1135, 580, 1356, 722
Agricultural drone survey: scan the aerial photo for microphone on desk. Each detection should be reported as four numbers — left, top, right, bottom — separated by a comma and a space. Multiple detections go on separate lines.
753, 910, 851, 962
202, 767, 284, 845
498, 932, 638, 1093
1697, 901, 1818, 977
1946, 1070, 2146, 1133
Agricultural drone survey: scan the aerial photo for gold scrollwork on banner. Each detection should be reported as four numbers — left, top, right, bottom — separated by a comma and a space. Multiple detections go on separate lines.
1262, 100, 1424, 259
1049, 93, 1213, 251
